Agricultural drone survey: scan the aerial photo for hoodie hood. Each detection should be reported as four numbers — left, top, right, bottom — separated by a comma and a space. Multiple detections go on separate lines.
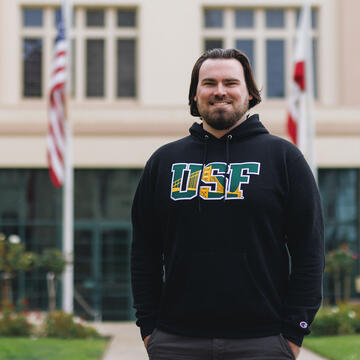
189, 114, 269, 142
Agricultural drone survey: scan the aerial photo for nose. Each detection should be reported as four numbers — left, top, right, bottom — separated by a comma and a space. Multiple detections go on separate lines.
214, 83, 226, 97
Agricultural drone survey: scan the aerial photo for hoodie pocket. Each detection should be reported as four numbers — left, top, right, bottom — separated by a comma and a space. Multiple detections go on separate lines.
160, 251, 278, 328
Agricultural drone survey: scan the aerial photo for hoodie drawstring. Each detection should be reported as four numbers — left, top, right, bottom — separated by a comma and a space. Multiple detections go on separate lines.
198, 134, 209, 212
224, 134, 232, 201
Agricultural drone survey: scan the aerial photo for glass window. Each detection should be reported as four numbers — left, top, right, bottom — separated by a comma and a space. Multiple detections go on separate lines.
204, 9, 223, 28
235, 10, 254, 28
266, 9, 285, 28
204, 39, 223, 51
75, 170, 97, 219
0, 170, 60, 224
236, 40, 255, 71
266, 39, 285, 97
86, 9, 105, 27
117, 9, 136, 27
101, 228, 132, 320
319, 170, 358, 251
23, 39, 43, 97
25, 225, 59, 252
117, 39, 136, 98
86, 39, 105, 97
99, 170, 141, 220
74, 229, 93, 286
25, 171, 60, 221
25, 225, 59, 309
0, 171, 23, 225
23, 8, 43, 27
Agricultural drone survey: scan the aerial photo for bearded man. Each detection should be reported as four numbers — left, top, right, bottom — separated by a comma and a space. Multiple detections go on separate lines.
131, 48, 324, 360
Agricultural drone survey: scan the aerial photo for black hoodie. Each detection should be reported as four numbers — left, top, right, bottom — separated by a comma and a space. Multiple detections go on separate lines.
131, 114, 324, 347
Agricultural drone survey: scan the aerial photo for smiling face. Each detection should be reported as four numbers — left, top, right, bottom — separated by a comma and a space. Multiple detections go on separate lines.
194, 58, 253, 135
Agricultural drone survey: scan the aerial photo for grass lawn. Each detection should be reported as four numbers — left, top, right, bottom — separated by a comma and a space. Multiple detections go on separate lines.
303, 335, 360, 360
0, 338, 109, 360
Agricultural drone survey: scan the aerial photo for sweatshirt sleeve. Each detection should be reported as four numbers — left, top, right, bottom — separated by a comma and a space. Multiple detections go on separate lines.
282, 155, 325, 347
131, 160, 164, 340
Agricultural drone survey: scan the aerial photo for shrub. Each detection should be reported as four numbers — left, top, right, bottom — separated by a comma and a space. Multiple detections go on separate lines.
0, 312, 32, 336
311, 303, 360, 336
44, 311, 100, 338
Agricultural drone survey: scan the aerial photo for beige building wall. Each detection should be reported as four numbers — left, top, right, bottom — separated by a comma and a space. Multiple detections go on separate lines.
0, 0, 359, 168
339, 0, 360, 106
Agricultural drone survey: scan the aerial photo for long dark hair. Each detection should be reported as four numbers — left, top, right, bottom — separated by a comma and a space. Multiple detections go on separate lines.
188, 48, 261, 117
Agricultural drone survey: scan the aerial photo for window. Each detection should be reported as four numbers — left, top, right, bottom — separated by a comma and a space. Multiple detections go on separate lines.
86, 9, 105, 27
266, 40, 285, 97
117, 9, 136, 27
265, 9, 285, 28
23, 39, 42, 97
86, 39, 105, 97
235, 10, 254, 28
205, 39, 223, 51
236, 39, 254, 69
204, 9, 223, 28
23, 8, 43, 27
117, 39, 136, 97
21, 7, 138, 100
318, 169, 360, 301
82, 7, 138, 99
203, 7, 319, 100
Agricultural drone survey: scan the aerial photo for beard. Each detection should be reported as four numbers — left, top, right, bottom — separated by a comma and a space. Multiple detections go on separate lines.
199, 96, 250, 130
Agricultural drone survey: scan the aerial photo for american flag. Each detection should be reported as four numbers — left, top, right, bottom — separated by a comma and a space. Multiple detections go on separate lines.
47, 19, 67, 187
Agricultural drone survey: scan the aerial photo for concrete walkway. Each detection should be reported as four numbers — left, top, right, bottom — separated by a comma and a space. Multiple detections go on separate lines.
93, 322, 327, 360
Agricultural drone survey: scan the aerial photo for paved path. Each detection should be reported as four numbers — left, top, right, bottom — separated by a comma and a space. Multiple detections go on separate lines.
93, 322, 327, 360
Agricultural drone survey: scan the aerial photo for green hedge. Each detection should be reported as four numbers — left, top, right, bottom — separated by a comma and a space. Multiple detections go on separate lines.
311, 303, 360, 336
0, 309, 100, 338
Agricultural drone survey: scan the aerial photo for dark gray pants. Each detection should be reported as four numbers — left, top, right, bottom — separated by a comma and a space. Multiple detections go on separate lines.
146, 328, 295, 360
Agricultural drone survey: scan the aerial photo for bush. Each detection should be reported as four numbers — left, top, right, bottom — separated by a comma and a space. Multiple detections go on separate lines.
0, 312, 32, 336
311, 303, 360, 336
44, 311, 100, 338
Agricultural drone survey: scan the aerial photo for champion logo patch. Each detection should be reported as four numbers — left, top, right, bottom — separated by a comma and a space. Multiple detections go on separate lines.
300, 321, 308, 329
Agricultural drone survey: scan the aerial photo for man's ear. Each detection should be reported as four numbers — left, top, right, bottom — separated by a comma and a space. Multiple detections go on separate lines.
194, 95, 197, 102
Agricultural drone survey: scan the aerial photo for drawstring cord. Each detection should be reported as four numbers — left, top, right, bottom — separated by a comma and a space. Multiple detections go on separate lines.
197, 134, 209, 212
197, 133, 231, 209
224, 134, 232, 201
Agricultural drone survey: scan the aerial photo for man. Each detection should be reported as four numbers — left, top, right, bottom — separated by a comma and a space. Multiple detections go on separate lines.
131, 48, 324, 360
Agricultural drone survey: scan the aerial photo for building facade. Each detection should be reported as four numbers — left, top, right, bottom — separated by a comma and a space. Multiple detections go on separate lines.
0, 0, 359, 320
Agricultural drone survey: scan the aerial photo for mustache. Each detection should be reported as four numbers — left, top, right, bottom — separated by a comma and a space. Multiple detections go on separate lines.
208, 95, 232, 104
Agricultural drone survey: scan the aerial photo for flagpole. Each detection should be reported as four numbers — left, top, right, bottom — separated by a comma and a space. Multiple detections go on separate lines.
62, 0, 74, 314
304, 0, 317, 181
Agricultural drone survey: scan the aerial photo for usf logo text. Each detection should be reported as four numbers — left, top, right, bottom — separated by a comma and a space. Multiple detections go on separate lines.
171, 162, 260, 200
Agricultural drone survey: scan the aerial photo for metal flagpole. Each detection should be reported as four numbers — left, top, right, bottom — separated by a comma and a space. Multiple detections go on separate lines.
304, 0, 317, 181
62, 0, 74, 313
